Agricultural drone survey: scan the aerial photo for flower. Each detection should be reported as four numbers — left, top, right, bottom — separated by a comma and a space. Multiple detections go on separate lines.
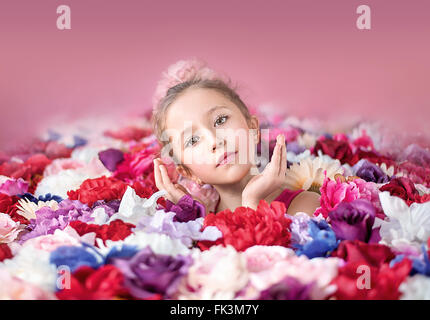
113, 246, 192, 299
314, 174, 381, 219
174, 245, 249, 299
19, 199, 94, 242
379, 177, 420, 206
331, 258, 412, 299
56, 265, 132, 300
0, 243, 13, 262
49, 244, 104, 272
284, 156, 343, 193
197, 200, 292, 252
331, 240, 395, 267
111, 186, 166, 225
69, 219, 135, 246
294, 219, 340, 259
400, 274, 430, 300
15, 197, 60, 221
374, 191, 430, 249
137, 210, 222, 247
177, 175, 220, 213
67, 176, 129, 207
312, 137, 357, 165
0, 177, 29, 196
163, 194, 207, 222
0, 269, 56, 300
398, 144, 430, 168
352, 159, 390, 183
328, 199, 380, 243
0, 213, 21, 243
258, 276, 314, 300
98, 148, 124, 172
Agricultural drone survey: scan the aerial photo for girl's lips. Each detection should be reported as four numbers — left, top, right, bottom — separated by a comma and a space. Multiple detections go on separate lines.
216, 151, 238, 167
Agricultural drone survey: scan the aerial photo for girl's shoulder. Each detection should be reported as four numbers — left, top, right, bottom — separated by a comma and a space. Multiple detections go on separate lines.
273, 188, 305, 211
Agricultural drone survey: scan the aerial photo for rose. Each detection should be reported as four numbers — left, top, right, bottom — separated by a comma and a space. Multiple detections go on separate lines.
312, 138, 356, 165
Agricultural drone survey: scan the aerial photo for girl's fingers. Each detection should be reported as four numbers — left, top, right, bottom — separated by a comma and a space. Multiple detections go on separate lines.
153, 159, 165, 191
280, 136, 287, 176
268, 135, 282, 175
158, 162, 177, 194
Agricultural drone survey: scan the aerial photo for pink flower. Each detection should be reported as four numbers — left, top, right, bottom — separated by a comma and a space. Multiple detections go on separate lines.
314, 171, 383, 219
177, 176, 220, 213
0, 178, 29, 196
0, 213, 21, 243
43, 158, 85, 177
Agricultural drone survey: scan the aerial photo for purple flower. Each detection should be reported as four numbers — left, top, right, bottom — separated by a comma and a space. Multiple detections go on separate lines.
19, 199, 94, 242
98, 148, 124, 172
258, 276, 313, 300
113, 246, 192, 299
163, 194, 206, 222
92, 199, 121, 216
286, 141, 306, 155
352, 159, 390, 183
398, 143, 430, 168
328, 199, 380, 243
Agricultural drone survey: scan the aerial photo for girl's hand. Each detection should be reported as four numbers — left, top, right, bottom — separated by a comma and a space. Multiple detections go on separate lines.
153, 158, 190, 204
242, 134, 287, 209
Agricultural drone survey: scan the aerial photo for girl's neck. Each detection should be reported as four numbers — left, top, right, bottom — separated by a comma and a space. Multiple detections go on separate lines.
212, 164, 258, 213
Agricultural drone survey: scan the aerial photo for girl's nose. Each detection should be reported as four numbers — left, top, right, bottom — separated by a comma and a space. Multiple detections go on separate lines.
212, 135, 225, 152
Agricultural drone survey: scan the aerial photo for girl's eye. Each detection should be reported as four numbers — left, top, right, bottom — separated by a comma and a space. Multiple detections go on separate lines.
215, 115, 228, 126
185, 135, 199, 148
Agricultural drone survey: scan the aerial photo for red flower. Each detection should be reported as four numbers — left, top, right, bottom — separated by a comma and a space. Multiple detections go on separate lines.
56, 265, 132, 300
331, 240, 395, 267
69, 220, 135, 245
331, 259, 411, 300
0, 244, 13, 262
0, 153, 51, 181
395, 161, 430, 187
312, 138, 357, 166
197, 200, 292, 252
67, 176, 128, 207
0, 193, 29, 224
379, 177, 420, 206
104, 126, 152, 142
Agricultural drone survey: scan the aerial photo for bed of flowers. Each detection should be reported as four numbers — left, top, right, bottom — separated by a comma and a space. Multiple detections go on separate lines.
1, 108, 430, 300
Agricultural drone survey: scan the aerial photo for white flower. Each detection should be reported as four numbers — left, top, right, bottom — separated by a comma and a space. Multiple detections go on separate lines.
176, 245, 249, 300
374, 191, 430, 249
110, 186, 166, 224
119, 230, 191, 256
0, 245, 58, 292
400, 274, 430, 300
284, 153, 343, 192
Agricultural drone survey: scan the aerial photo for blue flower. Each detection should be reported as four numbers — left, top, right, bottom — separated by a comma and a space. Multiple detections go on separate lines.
294, 220, 340, 259
19, 192, 63, 204
390, 244, 430, 276
50, 244, 104, 273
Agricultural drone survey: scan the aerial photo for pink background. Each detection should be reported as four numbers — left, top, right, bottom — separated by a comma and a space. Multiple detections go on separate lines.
1, 0, 429, 150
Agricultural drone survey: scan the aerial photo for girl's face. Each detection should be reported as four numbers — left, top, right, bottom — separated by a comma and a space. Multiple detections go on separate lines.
164, 87, 259, 185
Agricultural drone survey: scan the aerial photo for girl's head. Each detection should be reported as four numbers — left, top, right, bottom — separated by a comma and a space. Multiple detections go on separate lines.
152, 60, 260, 186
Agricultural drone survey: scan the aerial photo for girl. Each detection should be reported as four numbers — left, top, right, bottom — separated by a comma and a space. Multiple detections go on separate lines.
151, 60, 321, 216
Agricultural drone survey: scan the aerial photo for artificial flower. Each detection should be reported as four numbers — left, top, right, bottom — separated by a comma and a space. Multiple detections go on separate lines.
0, 213, 22, 243
284, 156, 343, 193
113, 246, 192, 299
163, 194, 207, 222
0, 177, 29, 196
198, 200, 292, 252
258, 276, 313, 300
352, 159, 390, 183
379, 177, 420, 205
98, 148, 124, 172
328, 199, 380, 243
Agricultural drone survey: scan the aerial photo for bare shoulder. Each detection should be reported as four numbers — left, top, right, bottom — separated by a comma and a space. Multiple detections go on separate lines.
286, 190, 321, 216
